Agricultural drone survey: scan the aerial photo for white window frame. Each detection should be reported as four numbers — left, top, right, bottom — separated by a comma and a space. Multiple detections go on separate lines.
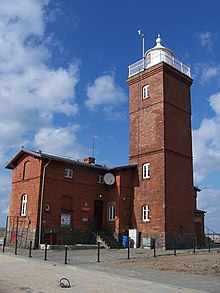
108, 205, 115, 222
64, 168, 73, 179
142, 85, 149, 99
21, 194, 28, 216
143, 163, 150, 179
142, 205, 150, 222
97, 175, 104, 184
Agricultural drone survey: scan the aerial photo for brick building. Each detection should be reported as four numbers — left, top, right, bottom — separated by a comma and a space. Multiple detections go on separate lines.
5, 35, 205, 248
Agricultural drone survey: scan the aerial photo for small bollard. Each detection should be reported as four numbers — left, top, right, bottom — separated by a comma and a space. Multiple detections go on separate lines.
2, 237, 6, 253
193, 238, 196, 254
127, 239, 130, 260
29, 241, 32, 258
208, 238, 211, 253
64, 245, 68, 264
153, 238, 156, 258
44, 243, 48, 261
97, 242, 101, 262
174, 237, 177, 256
15, 239, 18, 255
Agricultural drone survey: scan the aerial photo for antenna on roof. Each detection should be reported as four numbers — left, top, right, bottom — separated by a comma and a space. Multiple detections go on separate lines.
92, 136, 95, 158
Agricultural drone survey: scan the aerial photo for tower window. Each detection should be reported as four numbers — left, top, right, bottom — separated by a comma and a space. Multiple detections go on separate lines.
21, 194, 28, 216
142, 205, 150, 222
142, 85, 149, 99
64, 168, 73, 179
142, 163, 150, 179
108, 204, 115, 221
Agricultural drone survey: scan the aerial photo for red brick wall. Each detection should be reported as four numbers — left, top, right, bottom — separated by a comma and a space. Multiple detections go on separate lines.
41, 160, 135, 233
128, 62, 194, 237
8, 154, 42, 230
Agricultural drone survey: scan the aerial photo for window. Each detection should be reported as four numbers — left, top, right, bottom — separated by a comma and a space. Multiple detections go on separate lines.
142, 85, 149, 99
23, 161, 30, 180
108, 205, 115, 221
143, 163, 150, 179
97, 175, 104, 184
64, 168, 73, 179
21, 194, 28, 216
142, 205, 150, 222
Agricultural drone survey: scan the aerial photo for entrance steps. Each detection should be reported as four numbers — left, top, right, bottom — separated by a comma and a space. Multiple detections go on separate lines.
94, 230, 123, 249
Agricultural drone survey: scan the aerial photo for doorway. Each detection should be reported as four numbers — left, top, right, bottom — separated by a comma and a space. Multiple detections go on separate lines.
94, 200, 103, 230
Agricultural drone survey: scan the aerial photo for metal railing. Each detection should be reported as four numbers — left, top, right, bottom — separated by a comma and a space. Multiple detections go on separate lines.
128, 52, 191, 78
204, 226, 220, 243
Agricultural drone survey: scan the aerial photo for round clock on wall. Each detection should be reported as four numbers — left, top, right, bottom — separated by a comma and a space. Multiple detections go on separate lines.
103, 173, 115, 185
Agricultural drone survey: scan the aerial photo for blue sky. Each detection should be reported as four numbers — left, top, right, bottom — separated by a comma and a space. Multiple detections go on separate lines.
0, 0, 220, 232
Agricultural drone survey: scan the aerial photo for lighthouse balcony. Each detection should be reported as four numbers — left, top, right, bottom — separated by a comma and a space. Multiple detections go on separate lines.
128, 52, 191, 78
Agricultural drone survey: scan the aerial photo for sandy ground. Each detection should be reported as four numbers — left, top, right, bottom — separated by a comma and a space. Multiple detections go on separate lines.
109, 251, 220, 277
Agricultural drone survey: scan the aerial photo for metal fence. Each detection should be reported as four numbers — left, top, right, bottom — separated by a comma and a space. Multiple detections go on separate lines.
2, 238, 219, 266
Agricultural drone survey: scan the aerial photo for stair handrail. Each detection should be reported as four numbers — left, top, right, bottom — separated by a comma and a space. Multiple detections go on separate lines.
204, 225, 220, 242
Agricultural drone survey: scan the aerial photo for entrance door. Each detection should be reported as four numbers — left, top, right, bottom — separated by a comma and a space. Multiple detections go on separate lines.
94, 200, 103, 230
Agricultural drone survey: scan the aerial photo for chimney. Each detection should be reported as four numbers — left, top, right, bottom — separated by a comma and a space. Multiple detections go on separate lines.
83, 157, 95, 164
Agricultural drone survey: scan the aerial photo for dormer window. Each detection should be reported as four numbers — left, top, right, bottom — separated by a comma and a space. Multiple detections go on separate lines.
143, 85, 149, 99
64, 168, 73, 179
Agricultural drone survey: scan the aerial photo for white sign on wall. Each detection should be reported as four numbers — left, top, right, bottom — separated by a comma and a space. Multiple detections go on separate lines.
61, 214, 71, 228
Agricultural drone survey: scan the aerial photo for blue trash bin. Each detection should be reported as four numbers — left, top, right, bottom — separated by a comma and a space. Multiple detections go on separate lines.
122, 236, 129, 248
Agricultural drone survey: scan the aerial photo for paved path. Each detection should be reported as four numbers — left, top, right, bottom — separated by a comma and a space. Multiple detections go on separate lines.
0, 254, 219, 293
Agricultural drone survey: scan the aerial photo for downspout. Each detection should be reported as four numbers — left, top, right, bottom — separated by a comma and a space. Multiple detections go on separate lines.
38, 158, 51, 248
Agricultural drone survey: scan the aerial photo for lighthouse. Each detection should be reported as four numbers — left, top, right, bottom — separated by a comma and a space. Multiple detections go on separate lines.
127, 34, 194, 247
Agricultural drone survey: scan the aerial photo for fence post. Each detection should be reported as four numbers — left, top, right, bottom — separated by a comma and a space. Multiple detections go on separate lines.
193, 238, 196, 253
2, 237, 6, 253
97, 242, 101, 262
44, 243, 48, 261
173, 236, 176, 256
153, 238, 156, 258
64, 245, 68, 264
127, 239, 130, 260
29, 241, 32, 258
208, 238, 211, 253
15, 239, 18, 255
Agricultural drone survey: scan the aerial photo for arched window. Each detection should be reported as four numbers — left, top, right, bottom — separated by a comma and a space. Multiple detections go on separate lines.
142, 163, 150, 179
142, 85, 150, 99
21, 194, 28, 216
23, 161, 30, 180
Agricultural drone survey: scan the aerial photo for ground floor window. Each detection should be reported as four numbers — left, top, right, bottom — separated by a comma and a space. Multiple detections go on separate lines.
21, 194, 28, 216
108, 204, 115, 221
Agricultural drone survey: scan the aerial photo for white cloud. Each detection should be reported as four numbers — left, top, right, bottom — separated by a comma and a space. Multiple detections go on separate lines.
193, 62, 220, 84
0, 0, 80, 156
0, 174, 11, 226
209, 92, 220, 115
198, 189, 220, 232
193, 92, 220, 183
34, 125, 85, 159
0, 1, 84, 226
85, 74, 127, 112
197, 31, 213, 52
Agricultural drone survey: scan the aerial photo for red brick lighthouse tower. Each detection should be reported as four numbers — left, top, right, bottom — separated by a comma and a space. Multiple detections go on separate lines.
127, 34, 195, 247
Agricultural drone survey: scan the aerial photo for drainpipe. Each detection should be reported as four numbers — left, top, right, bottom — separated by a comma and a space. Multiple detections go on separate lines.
38, 158, 51, 248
